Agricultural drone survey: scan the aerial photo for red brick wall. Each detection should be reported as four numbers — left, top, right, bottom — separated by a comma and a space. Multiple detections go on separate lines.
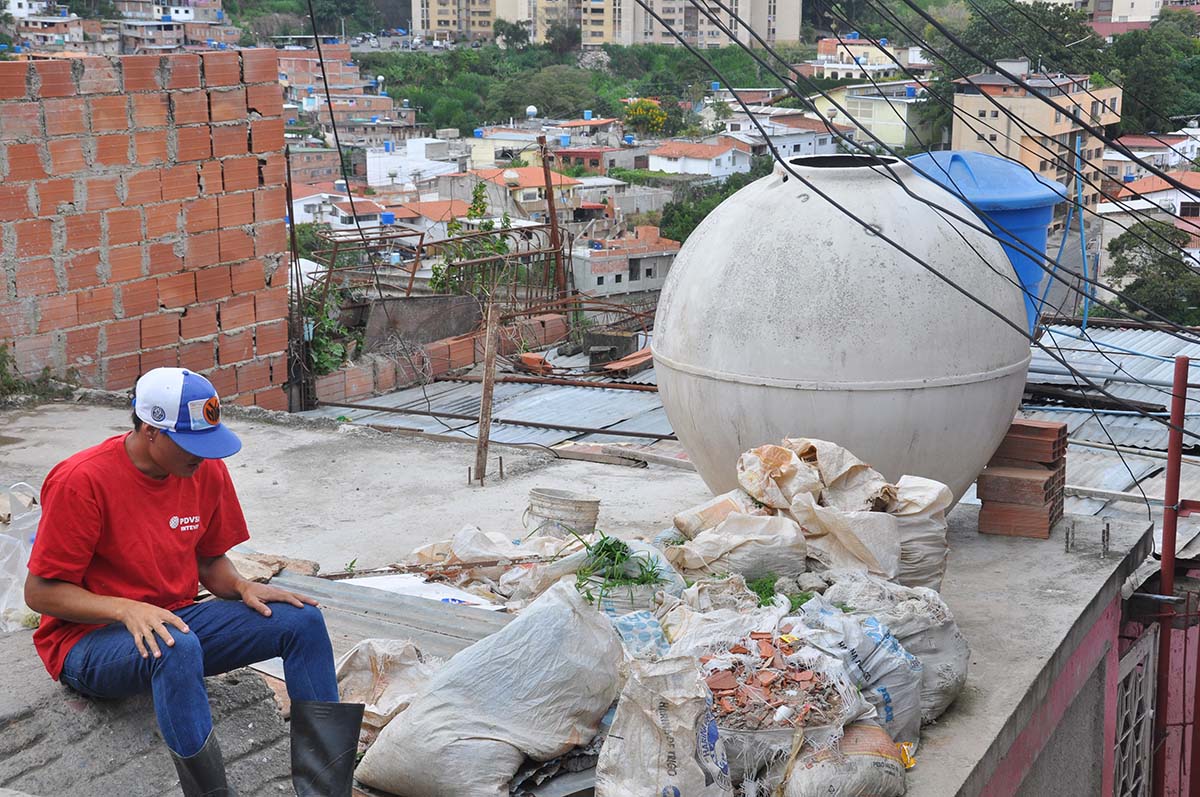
313, 314, 570, 404
0, 50, 291, 411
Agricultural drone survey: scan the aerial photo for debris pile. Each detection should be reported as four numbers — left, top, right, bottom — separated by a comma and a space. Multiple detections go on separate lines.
329, 438, 967, 796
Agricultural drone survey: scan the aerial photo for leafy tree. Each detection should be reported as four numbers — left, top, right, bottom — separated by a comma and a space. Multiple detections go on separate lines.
490, 64, 598, 118
545, 21, 580, 56
625, 98, 667, 135
493, 18, 529, 48
1107, 21, 1200, 133
1105, 220, 1200, 324
659, 156, 775, 242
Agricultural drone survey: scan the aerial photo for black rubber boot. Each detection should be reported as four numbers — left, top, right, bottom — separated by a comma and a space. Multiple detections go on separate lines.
290, 700, 365, 797
170, 732, 237, 797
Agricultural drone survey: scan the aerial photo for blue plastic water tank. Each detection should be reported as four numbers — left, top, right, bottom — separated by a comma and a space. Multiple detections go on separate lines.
909, 150, 1067, 334
473, 128, 484, 138
583, 109, 593, 120
383, 140, 392, 152
711, 81, 720, 91
623, 134, 634, 145
905, 85, 916, 98
559, 134, 570, 147
381, 211, 395, 225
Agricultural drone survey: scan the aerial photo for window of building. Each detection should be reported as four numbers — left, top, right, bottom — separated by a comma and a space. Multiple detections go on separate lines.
818, 137, 828, 145
596, 275, 605, 285
630, 261, 641, 280
977, 133, 985, 141
645, 268, 654, 279
589, 159, 600, 167
977, 109, 986, 117
614, 273, 622, 283
990, 110, 999, 118
1105, 165, 1118, 176
988, 134, 997, 141
304, 203, 317, 213
1182, 201, 1200, 218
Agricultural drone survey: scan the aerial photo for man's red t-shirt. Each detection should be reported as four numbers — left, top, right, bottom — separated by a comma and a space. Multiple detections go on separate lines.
28, 434, 250, 679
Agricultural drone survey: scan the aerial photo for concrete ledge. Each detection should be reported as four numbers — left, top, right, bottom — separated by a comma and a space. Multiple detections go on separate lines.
0, 630, 292, 796
908, 505, 1153, 796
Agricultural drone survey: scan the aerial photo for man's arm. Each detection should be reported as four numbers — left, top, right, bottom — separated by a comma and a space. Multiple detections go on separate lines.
24, 576, 190, 659
198, 555, 317, 616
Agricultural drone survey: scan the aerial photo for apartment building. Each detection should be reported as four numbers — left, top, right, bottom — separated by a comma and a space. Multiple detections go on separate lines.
411, 0, 801, 46
951, 60, 1122, 223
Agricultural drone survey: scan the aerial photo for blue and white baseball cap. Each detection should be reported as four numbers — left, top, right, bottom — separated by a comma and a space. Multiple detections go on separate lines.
133, 368, 242, 459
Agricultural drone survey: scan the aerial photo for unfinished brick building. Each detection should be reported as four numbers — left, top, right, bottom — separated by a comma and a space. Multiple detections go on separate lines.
0, 50, 291, 410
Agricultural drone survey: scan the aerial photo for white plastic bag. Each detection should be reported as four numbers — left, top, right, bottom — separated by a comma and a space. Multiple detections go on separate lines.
662, 597, 792, 659
780, 722, 907, 797
595, 656, 733, 797
789, 493, 901, 580
737, 445, 822, 509
354, 582, 623, 796
886, 475, 953, 591
335, 639, 439, 750
680, 574, 761, 614
793, 596, 924, 747
824, 570, 969, 724
0, 483, 39, 633
674, 490, 774, 539
782, 438, 896, 513
665, 514, 808, 581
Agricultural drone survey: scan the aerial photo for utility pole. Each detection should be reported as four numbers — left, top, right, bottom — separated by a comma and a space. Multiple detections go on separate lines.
472, 299, 501, 485
537, 134, 567, 297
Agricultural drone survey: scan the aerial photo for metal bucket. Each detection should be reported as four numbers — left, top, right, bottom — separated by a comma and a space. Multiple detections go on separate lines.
522, 488, 600, 539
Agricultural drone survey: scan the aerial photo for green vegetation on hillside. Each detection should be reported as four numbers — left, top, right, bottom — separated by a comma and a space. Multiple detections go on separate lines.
355, 43, 815, 133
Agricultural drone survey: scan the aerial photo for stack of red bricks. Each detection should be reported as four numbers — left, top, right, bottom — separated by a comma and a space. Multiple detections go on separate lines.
0, 50, 290, 410
977, 419, 1068, 539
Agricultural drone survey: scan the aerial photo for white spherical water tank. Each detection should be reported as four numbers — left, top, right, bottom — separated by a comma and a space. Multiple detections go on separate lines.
653, 155, 1031, 502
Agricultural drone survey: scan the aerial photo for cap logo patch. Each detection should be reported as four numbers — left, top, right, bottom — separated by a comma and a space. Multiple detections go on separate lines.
203, 396, 221, 425
151, 406, 166, 423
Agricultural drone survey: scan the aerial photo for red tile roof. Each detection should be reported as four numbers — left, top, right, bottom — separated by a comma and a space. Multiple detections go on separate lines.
1117, 171, 1200, 199
1117, 134, 1190, 150
469, 166, 582, 190
333, 199, 386, 215
650, 140, 739, 160
770, 113, 855, 134
558, 117, 620, 128
401, 198, 471, 221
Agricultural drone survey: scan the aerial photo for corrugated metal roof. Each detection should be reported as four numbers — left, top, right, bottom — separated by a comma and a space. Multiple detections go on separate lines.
1027, 324, 1200, 450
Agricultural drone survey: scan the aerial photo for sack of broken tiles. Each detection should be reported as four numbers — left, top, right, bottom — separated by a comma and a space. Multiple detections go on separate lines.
354, 581, 622, 797
666, 438, 952, 591
823, 570, 970, 725
595, 655, 734, 796
695, 628, 877, 788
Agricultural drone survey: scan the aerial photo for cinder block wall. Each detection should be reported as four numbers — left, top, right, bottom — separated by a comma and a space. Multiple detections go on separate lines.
0, 50, 290, 410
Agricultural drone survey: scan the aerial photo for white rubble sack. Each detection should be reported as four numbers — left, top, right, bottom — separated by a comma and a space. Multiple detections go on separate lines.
793, 596, 923, 747
595, 656, 733, 797
789, 493, 901, 580
780, 722, 907, 797
737, 445, 823, 509
354, 582, 623, 796
674, 489, 774, 539
782, 438, 897, 513
335, 639, 439, 750
824, 570, 969, 724
886, 475, 953, 591
665, 514, 808, 580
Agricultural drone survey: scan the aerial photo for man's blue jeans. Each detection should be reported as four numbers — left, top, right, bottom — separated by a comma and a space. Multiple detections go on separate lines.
59, 600, 338, 757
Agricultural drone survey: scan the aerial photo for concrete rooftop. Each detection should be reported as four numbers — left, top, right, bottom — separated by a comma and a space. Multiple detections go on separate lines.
0, 401, 713, 573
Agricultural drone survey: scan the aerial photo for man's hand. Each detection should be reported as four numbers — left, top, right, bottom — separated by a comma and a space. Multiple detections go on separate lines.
117, 600, 191, 659
238, 581, 318, 617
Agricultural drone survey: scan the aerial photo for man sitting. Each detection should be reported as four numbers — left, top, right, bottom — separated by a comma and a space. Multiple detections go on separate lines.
24, 367, 362, 796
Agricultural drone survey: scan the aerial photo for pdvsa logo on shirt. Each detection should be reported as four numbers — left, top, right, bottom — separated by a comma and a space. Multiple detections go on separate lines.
170, 515, 201, 532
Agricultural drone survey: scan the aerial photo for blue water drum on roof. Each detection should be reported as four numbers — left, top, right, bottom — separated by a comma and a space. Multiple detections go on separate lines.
909, 150, 1067, 335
